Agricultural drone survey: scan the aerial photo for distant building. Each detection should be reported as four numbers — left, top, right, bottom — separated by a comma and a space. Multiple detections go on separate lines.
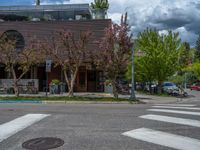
0, 3, 111, 92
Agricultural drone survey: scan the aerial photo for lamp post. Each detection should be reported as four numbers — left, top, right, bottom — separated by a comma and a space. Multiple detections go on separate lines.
130, 46, 136, 101
184, 72, 187, 90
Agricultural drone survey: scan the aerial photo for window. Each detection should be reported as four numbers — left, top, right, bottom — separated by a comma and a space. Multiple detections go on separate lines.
1, 30, 25, 51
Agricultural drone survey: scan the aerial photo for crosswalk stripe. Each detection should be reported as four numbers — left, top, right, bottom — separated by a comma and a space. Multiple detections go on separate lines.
148, 109, 200, 116
155, 104, 196, 107
140, 114, 200, 127
152, 106, 200, 110
122, 128, 200, 150
0, 114, 50, 142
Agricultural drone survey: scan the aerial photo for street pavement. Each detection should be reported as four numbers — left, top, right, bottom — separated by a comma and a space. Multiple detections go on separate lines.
0, 92, 200, 150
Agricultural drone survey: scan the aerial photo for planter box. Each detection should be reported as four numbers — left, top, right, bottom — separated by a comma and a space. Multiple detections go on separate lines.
92, 9, 107, 19
104, 84, 113, 93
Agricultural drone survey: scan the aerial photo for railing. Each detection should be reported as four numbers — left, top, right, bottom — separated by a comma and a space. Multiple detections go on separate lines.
0, 79, 39, 94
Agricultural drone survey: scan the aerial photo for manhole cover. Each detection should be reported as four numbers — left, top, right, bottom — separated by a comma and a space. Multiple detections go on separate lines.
22, 137, 64, 150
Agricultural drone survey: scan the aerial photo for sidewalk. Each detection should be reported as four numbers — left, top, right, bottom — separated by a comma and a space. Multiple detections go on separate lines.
73, 92, 194, 104
0, 92, 192, 104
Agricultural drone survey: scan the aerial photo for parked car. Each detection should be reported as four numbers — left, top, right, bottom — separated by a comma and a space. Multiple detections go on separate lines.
162, 82, 188, 97
190, 85, 200, 91
162, 82, 179, 90
162, 82, 179, 94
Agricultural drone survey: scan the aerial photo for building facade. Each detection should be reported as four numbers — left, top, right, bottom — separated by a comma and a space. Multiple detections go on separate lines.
0, 4, 111, 93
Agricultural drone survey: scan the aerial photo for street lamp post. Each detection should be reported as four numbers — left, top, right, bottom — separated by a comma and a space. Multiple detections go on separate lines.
130, 47, 136, 101
184, 72, 187, 90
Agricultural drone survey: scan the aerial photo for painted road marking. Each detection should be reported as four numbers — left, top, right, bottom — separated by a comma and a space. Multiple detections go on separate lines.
155, 104, 196, 107
152, 106, 200, 110
148, 109, 200, 116
122, 128, 200, 150
0, 100, 42, 104
0, 114, 50, 142
140, 114, 200, 127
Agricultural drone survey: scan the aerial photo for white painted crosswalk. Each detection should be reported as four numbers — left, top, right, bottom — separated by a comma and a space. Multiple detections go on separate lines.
140, 114, 200, 127
0, 114, 50, 143
152, 105, 200, 110
123, 103, 200, 150
155, 104, 196, 107
123, 128, 200, 150
148, 108, 200, 116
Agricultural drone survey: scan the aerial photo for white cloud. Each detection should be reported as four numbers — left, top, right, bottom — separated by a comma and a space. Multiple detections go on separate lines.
32, 0, 200, 46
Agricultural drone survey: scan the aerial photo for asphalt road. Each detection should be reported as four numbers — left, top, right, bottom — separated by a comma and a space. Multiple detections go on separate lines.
0, 93, 200, 150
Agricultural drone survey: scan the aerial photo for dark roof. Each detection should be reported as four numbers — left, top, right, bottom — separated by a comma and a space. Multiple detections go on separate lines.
0, 4, 90, 13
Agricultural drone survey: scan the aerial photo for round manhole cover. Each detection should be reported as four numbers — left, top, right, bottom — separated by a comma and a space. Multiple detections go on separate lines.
22, 137, 64, 150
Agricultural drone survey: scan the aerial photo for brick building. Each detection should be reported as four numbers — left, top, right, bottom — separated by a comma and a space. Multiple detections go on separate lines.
0, 3, 111, 92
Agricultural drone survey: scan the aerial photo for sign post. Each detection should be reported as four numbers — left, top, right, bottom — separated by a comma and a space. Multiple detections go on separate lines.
45, 60, 52, 96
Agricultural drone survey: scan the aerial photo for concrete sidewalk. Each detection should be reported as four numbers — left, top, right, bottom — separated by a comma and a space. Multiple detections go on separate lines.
0, 92, 188, 104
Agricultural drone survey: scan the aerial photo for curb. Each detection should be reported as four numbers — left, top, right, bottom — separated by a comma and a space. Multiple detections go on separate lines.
42, 101, 138, 104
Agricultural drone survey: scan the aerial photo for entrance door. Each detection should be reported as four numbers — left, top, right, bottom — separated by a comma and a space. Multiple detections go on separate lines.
37, 66, 46, 91
87, 70, 96, 92
0, 65, 5, 79
77, 68, 87, 92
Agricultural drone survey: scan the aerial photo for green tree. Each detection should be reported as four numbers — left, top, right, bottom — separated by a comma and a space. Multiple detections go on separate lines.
131, 28, 182, 93
178, 42, 191, 67
186, 62, 200, 81
195, 35, 200, 60
91, 0, 109, 9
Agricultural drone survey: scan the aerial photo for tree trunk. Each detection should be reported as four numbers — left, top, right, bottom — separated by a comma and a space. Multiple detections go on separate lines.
10, 66, 20, 97
157, 81, 162, 94
63, 68, 78, 97
68, 79, 75, 97
112, 80, 118, 98
14, 81, 19, 97
149, 82, 152, 94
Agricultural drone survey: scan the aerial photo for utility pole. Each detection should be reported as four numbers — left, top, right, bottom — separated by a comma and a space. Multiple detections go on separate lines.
130, 46, 136, 100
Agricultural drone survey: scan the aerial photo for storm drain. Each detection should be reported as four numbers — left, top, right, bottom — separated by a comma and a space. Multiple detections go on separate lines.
22, 137, 64, 150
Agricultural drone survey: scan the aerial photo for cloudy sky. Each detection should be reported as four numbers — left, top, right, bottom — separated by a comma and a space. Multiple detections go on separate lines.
1, 0, 200, 46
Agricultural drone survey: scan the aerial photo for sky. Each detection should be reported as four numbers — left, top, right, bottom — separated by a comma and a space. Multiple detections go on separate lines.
1, 0, 200, 46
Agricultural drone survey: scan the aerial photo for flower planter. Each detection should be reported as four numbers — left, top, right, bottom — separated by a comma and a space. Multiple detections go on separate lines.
92, 9, 107, 19
104, 84, 113, 93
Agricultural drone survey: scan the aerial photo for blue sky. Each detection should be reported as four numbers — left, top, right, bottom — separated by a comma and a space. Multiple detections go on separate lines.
1, 0, 200, 46
0, 0, 33, 6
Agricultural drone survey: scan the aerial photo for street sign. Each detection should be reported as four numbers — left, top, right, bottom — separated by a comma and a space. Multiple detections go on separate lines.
46, 60, 52, 72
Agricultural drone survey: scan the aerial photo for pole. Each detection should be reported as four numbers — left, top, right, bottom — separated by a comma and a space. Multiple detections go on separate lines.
46, 72, 48, 97
130, 47, 136, 100
184, 73, 187, 90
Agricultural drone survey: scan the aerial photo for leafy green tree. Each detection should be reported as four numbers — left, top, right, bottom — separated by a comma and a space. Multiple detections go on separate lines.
127, 54, 155, 92
186, 62, 200, 81
195, 35, 200, 60
178, 42, 191, 67
91, 0, 109, 9
132, 28, 182, 93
